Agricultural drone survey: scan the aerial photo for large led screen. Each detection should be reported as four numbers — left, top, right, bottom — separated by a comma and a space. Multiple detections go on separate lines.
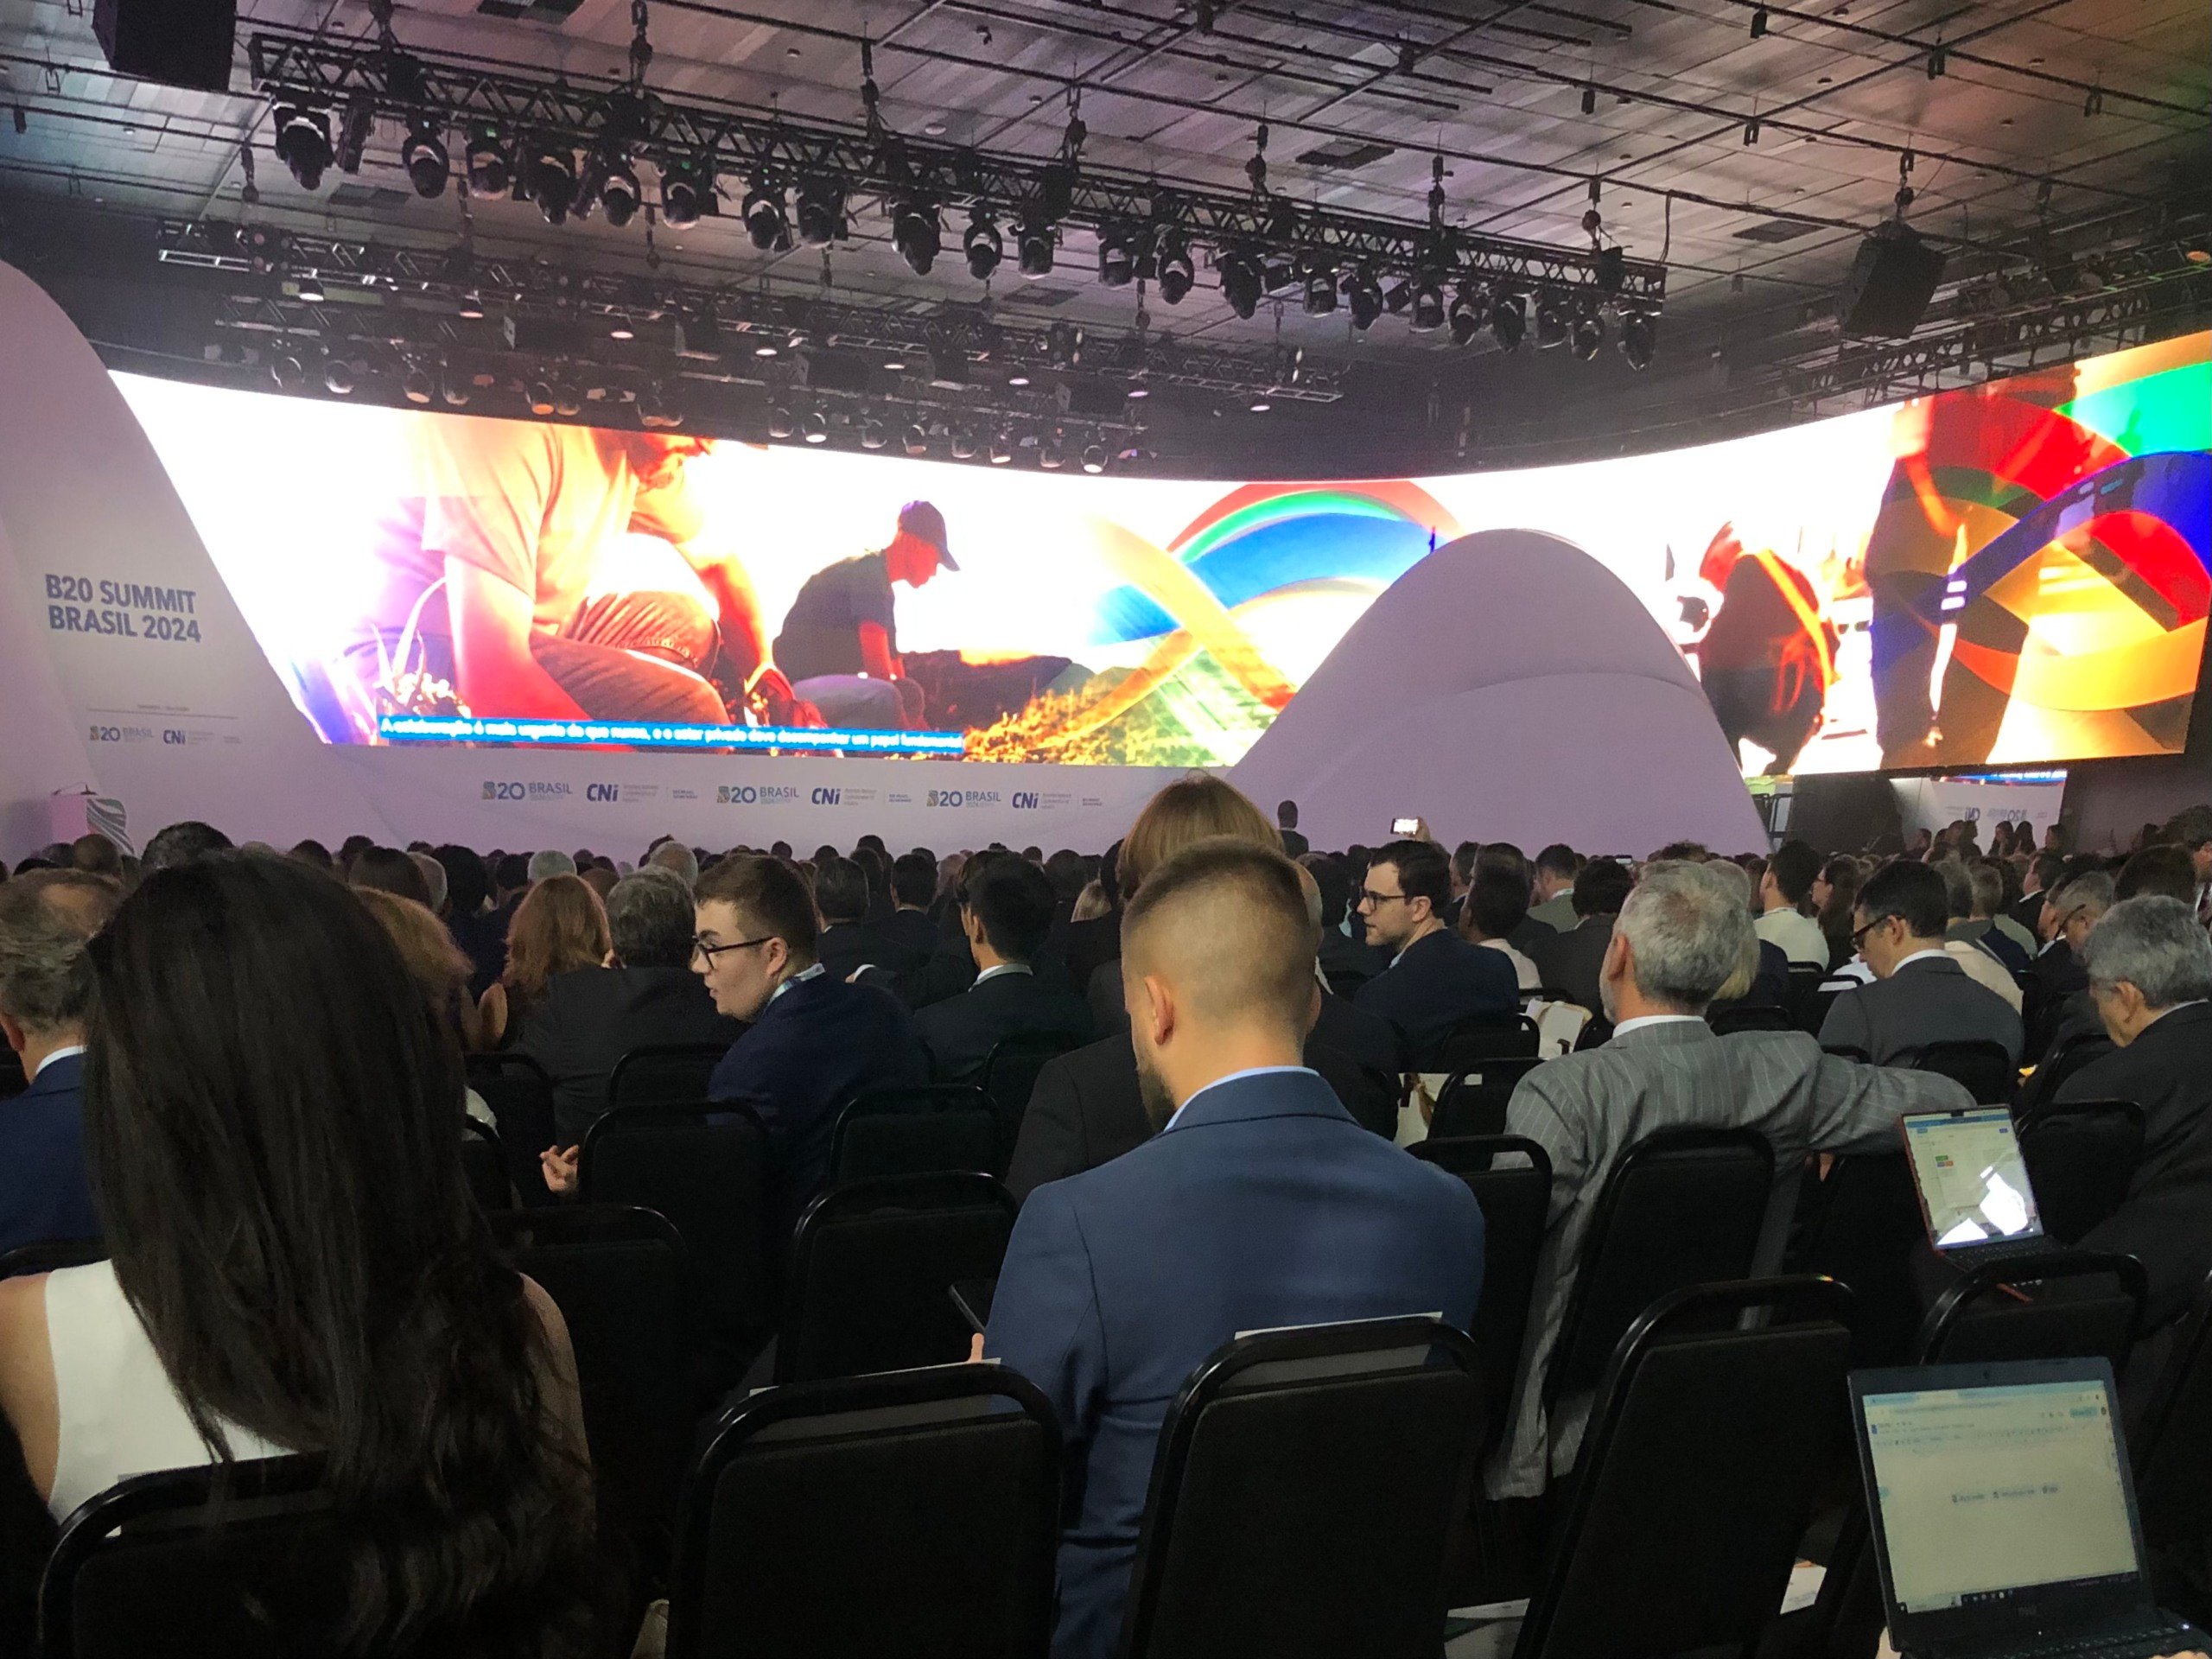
112, 332, 2208, 774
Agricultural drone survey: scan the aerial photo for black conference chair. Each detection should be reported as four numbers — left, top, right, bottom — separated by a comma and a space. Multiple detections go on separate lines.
1784, 963, 1827, 1022
830, 1084, 999, 1184
0, 1237, 105, 1281
460, 1116, 512, 1211
1898, 1037, 2018, 1105
665, 1366, 1061, 1659
1117, 1318, 1486, 1659
1428, 1056, 1544, 1141
1417, 1010, 1541, 1076
2018, 1097, 2145, 1243
777, 1173, 1018, 1384
466, 1051, 560, 1205
2022, 1025, 2115, 1111
490, 1205, 696, 1588
1789, 1152, 1927, 1366
580, 1101, 777, 1381
1914, 1248, 2147, 1369
1513, 1277, 1856, 1659
606, 1042, 728, 1110
1543, 1127, 1775, 1404
1409, 1135, 1554, 1458
2134, 1269, 2212, 1584
1707, 1003, 1796, 1035
39, 1455, 346, 1659
1325, 1055, 1402, 1141
980, 1032, 1084, 1170
1798, 982, 1846, 1036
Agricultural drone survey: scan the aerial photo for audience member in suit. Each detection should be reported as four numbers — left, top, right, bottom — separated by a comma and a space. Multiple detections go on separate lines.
1528, 843, 1583, 933
1527, 857, 1634, 1013
1305, 853, 1389, 998
2011, 849, 2066, 943
811, 855, 925, 981
2058, 898, 2212, 1372
913, 857, 1093, 1082
985, 840, 1484, 1659
1819, 859, 2025, 1064
1971, 861, 2038, 961
1352, 838, 1518, 1062
1475, 842, 1568, 957
516, 870, 747, 1143
2113, 843, 2199, 908
1499, 860, 1973, 1498
0, 871, 119, 1256
1697, 857, 1793, 1020
1274, 798, 1309, 858
878, 849, 944, 963
1753, 840, 1830, 967
1461, 866, 1542, 991
1932, 859, 2031, 988
2026, 869, 2113, 1056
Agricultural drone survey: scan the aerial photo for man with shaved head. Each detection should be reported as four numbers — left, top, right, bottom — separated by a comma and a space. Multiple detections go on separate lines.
983, 837, 1484, 1659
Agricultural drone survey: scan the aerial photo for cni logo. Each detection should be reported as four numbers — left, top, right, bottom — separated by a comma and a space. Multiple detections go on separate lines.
586, 783, 620, 803
1012, 791, 1040, 810
811, 786, 842, 805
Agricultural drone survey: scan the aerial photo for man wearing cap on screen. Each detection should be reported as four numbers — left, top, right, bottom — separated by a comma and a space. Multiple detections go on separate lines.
772, 500, 957, 731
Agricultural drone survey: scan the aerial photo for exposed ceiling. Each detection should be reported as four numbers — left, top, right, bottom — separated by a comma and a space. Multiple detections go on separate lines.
0, 0, 2206, 471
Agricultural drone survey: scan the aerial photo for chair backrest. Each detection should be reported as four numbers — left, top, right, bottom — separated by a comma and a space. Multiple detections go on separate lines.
465, 1052, 560, 1205
1913, 1249, 2147, 1369
1798, 983, 1846, 1036
777, 1173, 1018, 1384
2016, 1097, 2145, 1243
1419, 1010, 1541, 1075
1708, 1003, 1797, 1035
1118, 1319, 1485, 1659
1784, 963, 1827, 1020
580, 1102, 777, 1369
2030, 1025, 2116, 1104
1428, 1056, 1544, 1141
1516, 1278, 1856, 1659
489, 1205, 695, 1580
1789, 1153, 1927, 1366
667, 1365, 1061, 1659
1409, 1135, 1554, 1454
460, 1116, 512, 1211
980, 1032, 1084, 1166
1897, 1038, 2018, 1105
0, 1236, 106, 1281
606, 1041, 729, 1109
1545, 1127, 1776, 1402
830, 1085, 999, 1184
2133, 1268, 2212, 1553
40, 1456, 348, 1659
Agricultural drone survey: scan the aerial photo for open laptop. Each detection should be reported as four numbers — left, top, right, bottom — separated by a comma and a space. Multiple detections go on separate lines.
1899, 1106, 2050, 1266
1851, 1359, 2206, 1659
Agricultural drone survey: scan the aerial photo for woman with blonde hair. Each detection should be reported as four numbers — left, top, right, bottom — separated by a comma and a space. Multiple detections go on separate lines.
480, 874, 610, 1048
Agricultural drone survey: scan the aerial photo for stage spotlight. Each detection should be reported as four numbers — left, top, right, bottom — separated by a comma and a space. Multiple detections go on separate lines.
1535, 291, 1570, 349
988, 429, 1014, 465
1249, 396, 1273, 413
323, 359, 355, 396
401, 116, 449, 199
1097, 226, 1137, 287
1219, 250, 1263, 320
801, 410, 828, 443
1082, 443, 1108, 474
1408, 277, 1446, 333
950, 428, 980, 460
1018, 217, 1056, 278
660, 157, 710, 228
1302, 264, 1338, 317
1489, 289, 1526, 352
1046, 321, 1084, 370
1155, 232, 1195, 304
442, 373, 470, 409
860, 418, 888, 450
528, 381, 556, 416
554, 385, 582, 417
272, 105, 334, 192
1447, 281, 1485, 346
768, 406, 798, 439
291, 270, 327, 303
1569, 309, 1605, 360
1618, 310, 1656, 370
639, 384, 683, 428
403, 365, 435, 405
269, 353, 306, 391
795, 178, 845, 245
524, 138, 578, 226
742, 178, 791, 251
904, 423, 930, 455
464, 121, 510, 194
1039, 437, 1065, 470
964, 212, 1004, 281
1344, 267, 1385, 330
893, 199, 942, 275
600, 156, 641, 228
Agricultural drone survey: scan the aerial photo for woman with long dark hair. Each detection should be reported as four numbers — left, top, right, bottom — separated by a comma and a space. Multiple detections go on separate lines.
0, 852, 599, 1656
1812, 853, 1866, 971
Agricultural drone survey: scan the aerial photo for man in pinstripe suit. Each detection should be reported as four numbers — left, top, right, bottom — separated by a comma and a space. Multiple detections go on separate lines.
1493, 861, 1972, 1499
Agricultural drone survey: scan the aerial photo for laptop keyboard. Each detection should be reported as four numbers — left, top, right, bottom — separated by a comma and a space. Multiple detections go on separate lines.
1954, 1235, 2057, 1266
1966, 1624, 2204, 1659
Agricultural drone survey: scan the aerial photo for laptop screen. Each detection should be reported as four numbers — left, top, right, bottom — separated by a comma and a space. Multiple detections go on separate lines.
1861, 1378, 2140, 1617
1901, 1108, 2044, 1248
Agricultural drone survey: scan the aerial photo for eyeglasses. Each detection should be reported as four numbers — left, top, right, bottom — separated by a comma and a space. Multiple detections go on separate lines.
1850, 917, 1888, 950
1357, 888, 1409, 910
691, 935, 774, 966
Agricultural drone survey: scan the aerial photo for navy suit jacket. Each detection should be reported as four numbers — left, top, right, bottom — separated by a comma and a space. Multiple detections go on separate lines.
0, 1052, 99, 1256
1352, 925, 1519, 1061
986, 1068, 1484, 1659
707, 972, 928, 1229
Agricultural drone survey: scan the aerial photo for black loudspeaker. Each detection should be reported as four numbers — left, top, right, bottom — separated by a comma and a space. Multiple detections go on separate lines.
93, 0, 237, 93
1839, 224, 1947, 339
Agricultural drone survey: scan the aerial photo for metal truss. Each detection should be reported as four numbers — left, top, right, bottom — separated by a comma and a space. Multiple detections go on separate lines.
245, 27, 1667, 308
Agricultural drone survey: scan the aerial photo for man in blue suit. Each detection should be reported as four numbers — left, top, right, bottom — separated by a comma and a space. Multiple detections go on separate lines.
1352, 837, 1519, 1064
0, 871, 120, 1255
985, 839, 1485, 1659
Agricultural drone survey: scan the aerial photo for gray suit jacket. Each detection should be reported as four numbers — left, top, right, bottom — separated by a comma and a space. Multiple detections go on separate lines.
1495, 1020, 1972, 1497
1815, 953, 2025, 1065
1528, 893, 1578, 933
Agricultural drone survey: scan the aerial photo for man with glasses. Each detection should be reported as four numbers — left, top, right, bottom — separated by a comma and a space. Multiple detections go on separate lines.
1351, 837, 1517, 1063
1817, 859, 2024, 1065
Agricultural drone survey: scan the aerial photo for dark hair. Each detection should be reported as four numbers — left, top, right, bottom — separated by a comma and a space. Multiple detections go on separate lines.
1474, 842, 1531, 892
2166, 804, 2212, 853
142, 819, 233, 873
1816, 855, 1864, 963
83, 855, 598, 1653
1535, 842, 1580, 880
891, 850, 937, 909
1451, 841, 1481, 884
1370, 838, 1452, 916
1043, 849, 1091, 905
1301, 854, 1351, 929
1649, 839, 1711, 864
1096, 838, 1125, 911
2115, 844, 2196, 903
769, 840, 793, 861
0, 869, 121, 1032
437, 845, 492, 916
964, 856, 1059, 963
1857, 857, 1949, 939
68, 833, 123, 877
1465, 866, 1530, 942
696, 854, 818, 963
812, 855, 870, 925
350, 846, 434, 907
1766, 839, 1821, 906
493, 853, 531, 894
1572, 857, 1634, 918
856, 834, 887, 855
1276, 800, 1299, 830
1122, 839, 1317, 1031
812, 843, 840, 867
289, 839, 335, 871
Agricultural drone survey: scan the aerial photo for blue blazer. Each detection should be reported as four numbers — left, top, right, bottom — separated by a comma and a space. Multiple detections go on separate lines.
707, 971, 927, 1229
0, 1052, 99, 1257
985, 1068, 1485, 1659
1352, 926, 1520, 1060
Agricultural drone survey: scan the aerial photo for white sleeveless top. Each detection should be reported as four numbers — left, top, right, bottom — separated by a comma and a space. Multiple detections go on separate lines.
43, 1262, 289, 1522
